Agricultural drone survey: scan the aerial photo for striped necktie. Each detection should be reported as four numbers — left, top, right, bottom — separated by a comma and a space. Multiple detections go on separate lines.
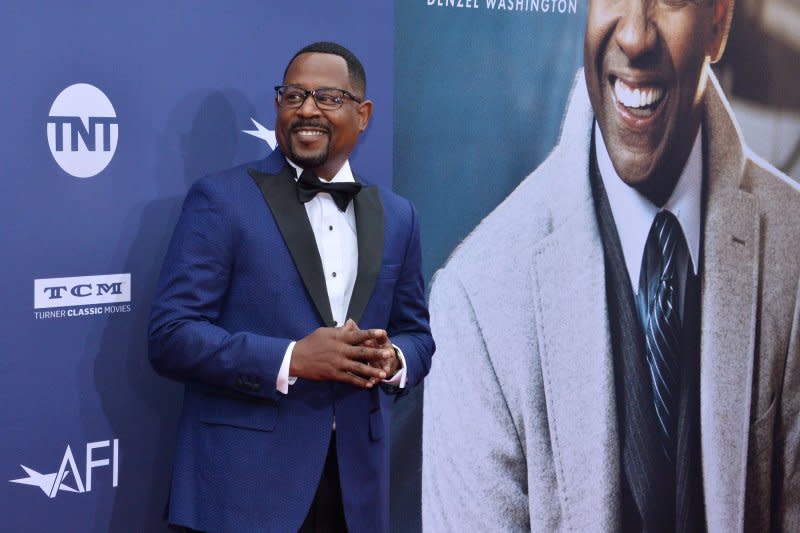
641, 210, 684, 464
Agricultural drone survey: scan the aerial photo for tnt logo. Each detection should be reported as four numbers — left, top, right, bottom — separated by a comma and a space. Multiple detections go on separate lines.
46, 83, 118, 178
9, 439, 119, 498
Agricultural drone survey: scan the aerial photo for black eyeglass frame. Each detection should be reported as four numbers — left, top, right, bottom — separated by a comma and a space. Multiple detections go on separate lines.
274, 85, 363, 110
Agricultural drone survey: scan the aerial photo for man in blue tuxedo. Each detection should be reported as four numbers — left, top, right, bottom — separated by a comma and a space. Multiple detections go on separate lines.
149, 41, 434, 533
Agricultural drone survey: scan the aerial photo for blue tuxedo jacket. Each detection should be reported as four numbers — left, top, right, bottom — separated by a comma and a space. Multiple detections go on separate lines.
149, 149, 434, 533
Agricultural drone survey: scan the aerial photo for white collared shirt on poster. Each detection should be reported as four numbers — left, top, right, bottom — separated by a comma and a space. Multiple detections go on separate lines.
595, 122, 702, 320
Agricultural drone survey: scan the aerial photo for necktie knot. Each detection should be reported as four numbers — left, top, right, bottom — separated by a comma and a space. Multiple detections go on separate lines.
652, 210, 681, 274
296, 169, 362, 211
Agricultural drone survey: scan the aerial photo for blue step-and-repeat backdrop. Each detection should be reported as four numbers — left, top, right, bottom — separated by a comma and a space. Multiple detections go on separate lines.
1, 3, 393, 532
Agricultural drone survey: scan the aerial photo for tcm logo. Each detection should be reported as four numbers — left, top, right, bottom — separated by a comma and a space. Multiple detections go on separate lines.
34, 273, 131, 309
46, 83, 119, 178
9, 439, 119, 498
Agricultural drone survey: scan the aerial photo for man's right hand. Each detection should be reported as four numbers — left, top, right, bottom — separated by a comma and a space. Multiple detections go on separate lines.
290, 321, 395, 388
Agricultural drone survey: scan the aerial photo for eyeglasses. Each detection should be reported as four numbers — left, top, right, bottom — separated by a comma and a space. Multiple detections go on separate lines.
274, 85, 362, 111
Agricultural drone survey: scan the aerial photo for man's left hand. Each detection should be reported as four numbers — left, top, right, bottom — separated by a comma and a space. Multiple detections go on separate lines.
343, 319, 401, 383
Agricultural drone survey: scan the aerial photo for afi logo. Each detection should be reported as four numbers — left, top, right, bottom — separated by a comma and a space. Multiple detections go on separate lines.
34, 273, 131, 310
9, 439, 119, 498
46, 83, 119, 178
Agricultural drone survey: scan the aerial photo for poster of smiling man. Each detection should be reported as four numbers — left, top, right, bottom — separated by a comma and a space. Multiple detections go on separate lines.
417, 0, 800, 530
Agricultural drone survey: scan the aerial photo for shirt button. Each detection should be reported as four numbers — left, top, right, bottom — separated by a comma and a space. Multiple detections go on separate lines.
329, 225, 333, 231
332, 272, 337, 277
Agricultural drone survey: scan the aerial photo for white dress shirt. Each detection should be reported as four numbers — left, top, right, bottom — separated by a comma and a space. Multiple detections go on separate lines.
275, 159, 406, 394
595, 122, 702, 319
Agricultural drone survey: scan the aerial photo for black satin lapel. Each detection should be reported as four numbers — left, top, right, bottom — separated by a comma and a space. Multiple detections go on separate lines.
248, 165, 335, 327
346, 185, 384, 324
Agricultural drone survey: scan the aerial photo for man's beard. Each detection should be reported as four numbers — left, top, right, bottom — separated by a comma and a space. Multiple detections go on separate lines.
287, 140, 329, 170
286, 119, 331, 170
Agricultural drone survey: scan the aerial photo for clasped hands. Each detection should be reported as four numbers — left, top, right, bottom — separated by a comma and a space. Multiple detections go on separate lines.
290, 319, 400, 388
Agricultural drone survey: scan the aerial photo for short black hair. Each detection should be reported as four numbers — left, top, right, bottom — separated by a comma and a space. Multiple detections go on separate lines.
283, 41, 367, 98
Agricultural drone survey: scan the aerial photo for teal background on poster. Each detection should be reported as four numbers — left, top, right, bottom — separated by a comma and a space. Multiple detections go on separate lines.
395, 1, 588, 282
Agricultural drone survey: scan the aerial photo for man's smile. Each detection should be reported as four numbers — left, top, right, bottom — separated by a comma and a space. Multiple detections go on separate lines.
612, 77, 665, 114
292, 126, 329, 140
607, 73, 669, 131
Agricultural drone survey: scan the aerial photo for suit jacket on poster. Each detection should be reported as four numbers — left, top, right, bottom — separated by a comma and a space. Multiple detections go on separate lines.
421, 68, 800, 532
149, 148, 434, 533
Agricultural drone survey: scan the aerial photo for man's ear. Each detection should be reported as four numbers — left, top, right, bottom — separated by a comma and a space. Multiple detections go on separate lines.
357, 100, 373, 133
708, 0, 735, 63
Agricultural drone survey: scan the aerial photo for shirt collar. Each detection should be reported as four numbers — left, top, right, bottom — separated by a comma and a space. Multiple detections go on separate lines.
594, 122, 702, 292
286, 158, 355, 184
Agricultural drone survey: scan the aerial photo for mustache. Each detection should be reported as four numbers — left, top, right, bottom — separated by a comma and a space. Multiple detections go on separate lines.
290, 119, 331, 133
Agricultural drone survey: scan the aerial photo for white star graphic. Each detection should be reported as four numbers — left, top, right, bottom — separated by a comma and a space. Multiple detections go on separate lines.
9, 465, 78, 496
242, 117, 277, 150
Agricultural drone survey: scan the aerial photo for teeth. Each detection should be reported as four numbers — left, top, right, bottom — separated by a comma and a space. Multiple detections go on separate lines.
297, 130, 324, 136
614, 79, 664, 109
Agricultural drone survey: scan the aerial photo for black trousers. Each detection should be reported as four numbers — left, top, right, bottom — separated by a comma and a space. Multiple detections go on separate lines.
298, 434, 347, 532
184, 434, 346, 533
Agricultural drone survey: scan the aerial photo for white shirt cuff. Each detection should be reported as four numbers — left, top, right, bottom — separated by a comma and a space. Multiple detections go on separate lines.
277, 341, 298, 394
383, 344, 407, 388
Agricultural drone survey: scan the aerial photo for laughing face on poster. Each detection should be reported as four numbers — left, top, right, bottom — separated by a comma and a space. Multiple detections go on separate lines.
422, 0, 800, 530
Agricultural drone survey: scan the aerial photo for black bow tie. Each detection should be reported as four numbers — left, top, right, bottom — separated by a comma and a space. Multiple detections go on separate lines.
296, 169, 362, 212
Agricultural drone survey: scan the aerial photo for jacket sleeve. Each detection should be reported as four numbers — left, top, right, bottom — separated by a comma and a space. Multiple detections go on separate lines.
147, 177, 288, 402
385, 200, 435, 389
421, 268, 530, 532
